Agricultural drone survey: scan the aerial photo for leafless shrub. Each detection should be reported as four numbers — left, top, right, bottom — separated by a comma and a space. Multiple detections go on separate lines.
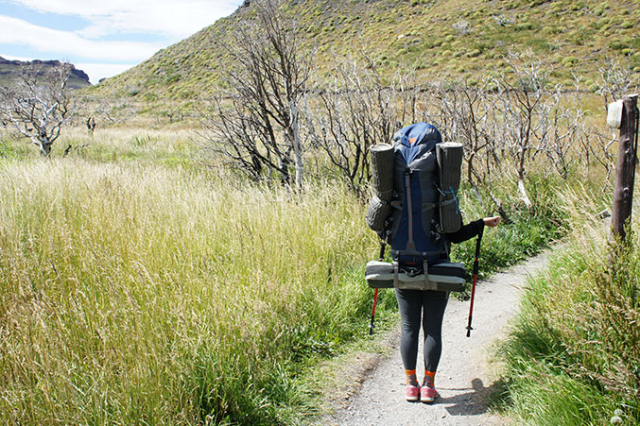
424, 79, 509, 218
492, 14, 514, 26
96, 100, 138, 125
0, 62, 75, 156
492, 53, 560, 208
196, 32, 628, 208
453, 19, 471, 35
199, 92, 290, 183
577, 125, 616, 192
597, 57, 639, 110
304, 53, 415, 196
202, 0, 312, 188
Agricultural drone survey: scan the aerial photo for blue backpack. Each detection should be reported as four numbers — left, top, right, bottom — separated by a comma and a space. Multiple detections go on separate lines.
389, 123, 449, 271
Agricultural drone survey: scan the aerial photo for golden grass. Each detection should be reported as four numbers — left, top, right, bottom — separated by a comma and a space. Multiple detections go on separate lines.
0, 158, 374, 424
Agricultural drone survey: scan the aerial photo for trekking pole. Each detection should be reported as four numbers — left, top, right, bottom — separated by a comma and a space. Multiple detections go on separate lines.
369, 289, 379, 336
369, 241, 386, 335
466, 228, 484, 338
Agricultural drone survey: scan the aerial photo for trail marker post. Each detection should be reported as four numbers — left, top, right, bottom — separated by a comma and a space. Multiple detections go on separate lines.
611, 94, 639, 242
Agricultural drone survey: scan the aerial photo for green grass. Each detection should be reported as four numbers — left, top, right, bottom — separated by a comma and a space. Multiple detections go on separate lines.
1, 126, 198, 166
0, 125, 570, 424
495, 185, 640, 425
0, 99, 621, 424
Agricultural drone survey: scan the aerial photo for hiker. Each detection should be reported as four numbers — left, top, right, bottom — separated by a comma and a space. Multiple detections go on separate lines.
399, 215, 500, 403
365, 122, 503, 403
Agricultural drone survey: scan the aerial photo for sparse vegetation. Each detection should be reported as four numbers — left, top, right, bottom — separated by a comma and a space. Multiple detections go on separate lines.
86, 0, 639, 105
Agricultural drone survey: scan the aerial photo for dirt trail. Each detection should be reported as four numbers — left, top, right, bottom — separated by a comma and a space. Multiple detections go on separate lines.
323, 250, 552, 426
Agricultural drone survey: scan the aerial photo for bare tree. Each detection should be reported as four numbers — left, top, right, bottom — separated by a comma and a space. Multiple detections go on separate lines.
577, 124, 617, 191
96, 100, 138, 125
543, 104, 582, 181
0, 62, 75, 157
200, 93, 282, 182
420, 79, 510, 219
305, 54, 406, 195
597, 57, 639, 111
203, 0, 312, 188
493, 54, 559, 208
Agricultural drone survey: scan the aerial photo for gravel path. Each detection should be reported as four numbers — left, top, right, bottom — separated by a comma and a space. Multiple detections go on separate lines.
323, 250, 552, 426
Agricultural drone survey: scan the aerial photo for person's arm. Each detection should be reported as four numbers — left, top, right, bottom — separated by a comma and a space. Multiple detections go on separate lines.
447, 219, 483, 244
447, 216, 501, 244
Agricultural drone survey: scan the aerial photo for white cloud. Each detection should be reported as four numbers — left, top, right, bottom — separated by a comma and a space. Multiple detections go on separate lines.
1, 1, 243, 83
1, 53, 31, 61
0, 15, 162, 61
6, 0, 241, 38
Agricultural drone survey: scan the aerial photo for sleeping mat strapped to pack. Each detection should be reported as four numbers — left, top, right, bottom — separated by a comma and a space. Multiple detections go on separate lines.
365, 122, 465, 291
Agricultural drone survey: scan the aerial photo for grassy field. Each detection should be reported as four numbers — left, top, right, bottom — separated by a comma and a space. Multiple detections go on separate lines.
89, 0, 640, 104
0, 148, 383, 424
0, 123, 571, 424
1, 0, 638, 420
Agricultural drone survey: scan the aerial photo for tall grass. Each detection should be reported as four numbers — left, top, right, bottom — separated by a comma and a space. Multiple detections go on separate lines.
0, 159, 382, 424
497, 184, 640, 425
0, 127, 576, 424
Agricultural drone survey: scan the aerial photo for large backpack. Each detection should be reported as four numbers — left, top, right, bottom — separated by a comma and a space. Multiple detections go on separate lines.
389, 123, 447, 270
365, 123, 464, 290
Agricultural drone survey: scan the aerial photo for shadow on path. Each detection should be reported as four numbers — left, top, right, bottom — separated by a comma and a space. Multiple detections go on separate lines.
437, 378, 503, 417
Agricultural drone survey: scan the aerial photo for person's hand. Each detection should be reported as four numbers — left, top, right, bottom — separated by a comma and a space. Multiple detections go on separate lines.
483, 216, 501, 227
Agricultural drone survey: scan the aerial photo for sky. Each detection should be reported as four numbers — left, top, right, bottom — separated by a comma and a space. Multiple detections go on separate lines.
0, 0, 244, 84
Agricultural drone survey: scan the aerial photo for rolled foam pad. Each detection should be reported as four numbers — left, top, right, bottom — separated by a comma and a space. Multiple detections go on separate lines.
366, 196, 392, 232
370, 144, 395, 201
436, 143, 464, 233
365, 261, 466, 291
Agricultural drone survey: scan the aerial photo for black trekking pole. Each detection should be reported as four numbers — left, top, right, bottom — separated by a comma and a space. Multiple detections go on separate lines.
466, 228, 483, 338
369, 241, 386, 335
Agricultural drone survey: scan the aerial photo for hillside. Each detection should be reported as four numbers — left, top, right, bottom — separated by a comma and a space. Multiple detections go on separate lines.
88, 0, 639, 103
0, 56, 91, 90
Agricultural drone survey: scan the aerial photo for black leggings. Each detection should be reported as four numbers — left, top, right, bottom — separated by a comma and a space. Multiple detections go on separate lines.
395, 288, 449, 372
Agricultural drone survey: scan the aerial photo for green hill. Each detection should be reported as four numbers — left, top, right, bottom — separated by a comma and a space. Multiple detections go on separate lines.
88, 0, 639, 104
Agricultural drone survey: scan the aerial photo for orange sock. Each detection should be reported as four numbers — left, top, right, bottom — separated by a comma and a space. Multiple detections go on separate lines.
405, 369, 418, 386
423, 371, 436, 388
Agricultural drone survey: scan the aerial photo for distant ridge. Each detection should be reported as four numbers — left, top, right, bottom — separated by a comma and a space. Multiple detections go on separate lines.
0, 56, 91, 90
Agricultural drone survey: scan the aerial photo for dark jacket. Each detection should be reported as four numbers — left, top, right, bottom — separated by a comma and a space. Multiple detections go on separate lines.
447, 219, 484, 244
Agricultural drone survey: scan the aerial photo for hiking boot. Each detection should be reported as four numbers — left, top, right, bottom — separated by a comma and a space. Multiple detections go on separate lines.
405, 384, 420, 402
420, 386, 439, 403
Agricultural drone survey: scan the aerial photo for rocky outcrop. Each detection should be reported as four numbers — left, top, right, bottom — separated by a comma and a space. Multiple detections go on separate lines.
0, 56, 91, 89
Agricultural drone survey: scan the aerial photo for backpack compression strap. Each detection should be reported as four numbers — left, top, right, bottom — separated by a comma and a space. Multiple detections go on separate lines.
404, 171, 416, 252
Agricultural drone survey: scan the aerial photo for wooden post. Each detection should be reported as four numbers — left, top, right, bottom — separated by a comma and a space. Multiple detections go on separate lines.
612, 94, 639, 241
